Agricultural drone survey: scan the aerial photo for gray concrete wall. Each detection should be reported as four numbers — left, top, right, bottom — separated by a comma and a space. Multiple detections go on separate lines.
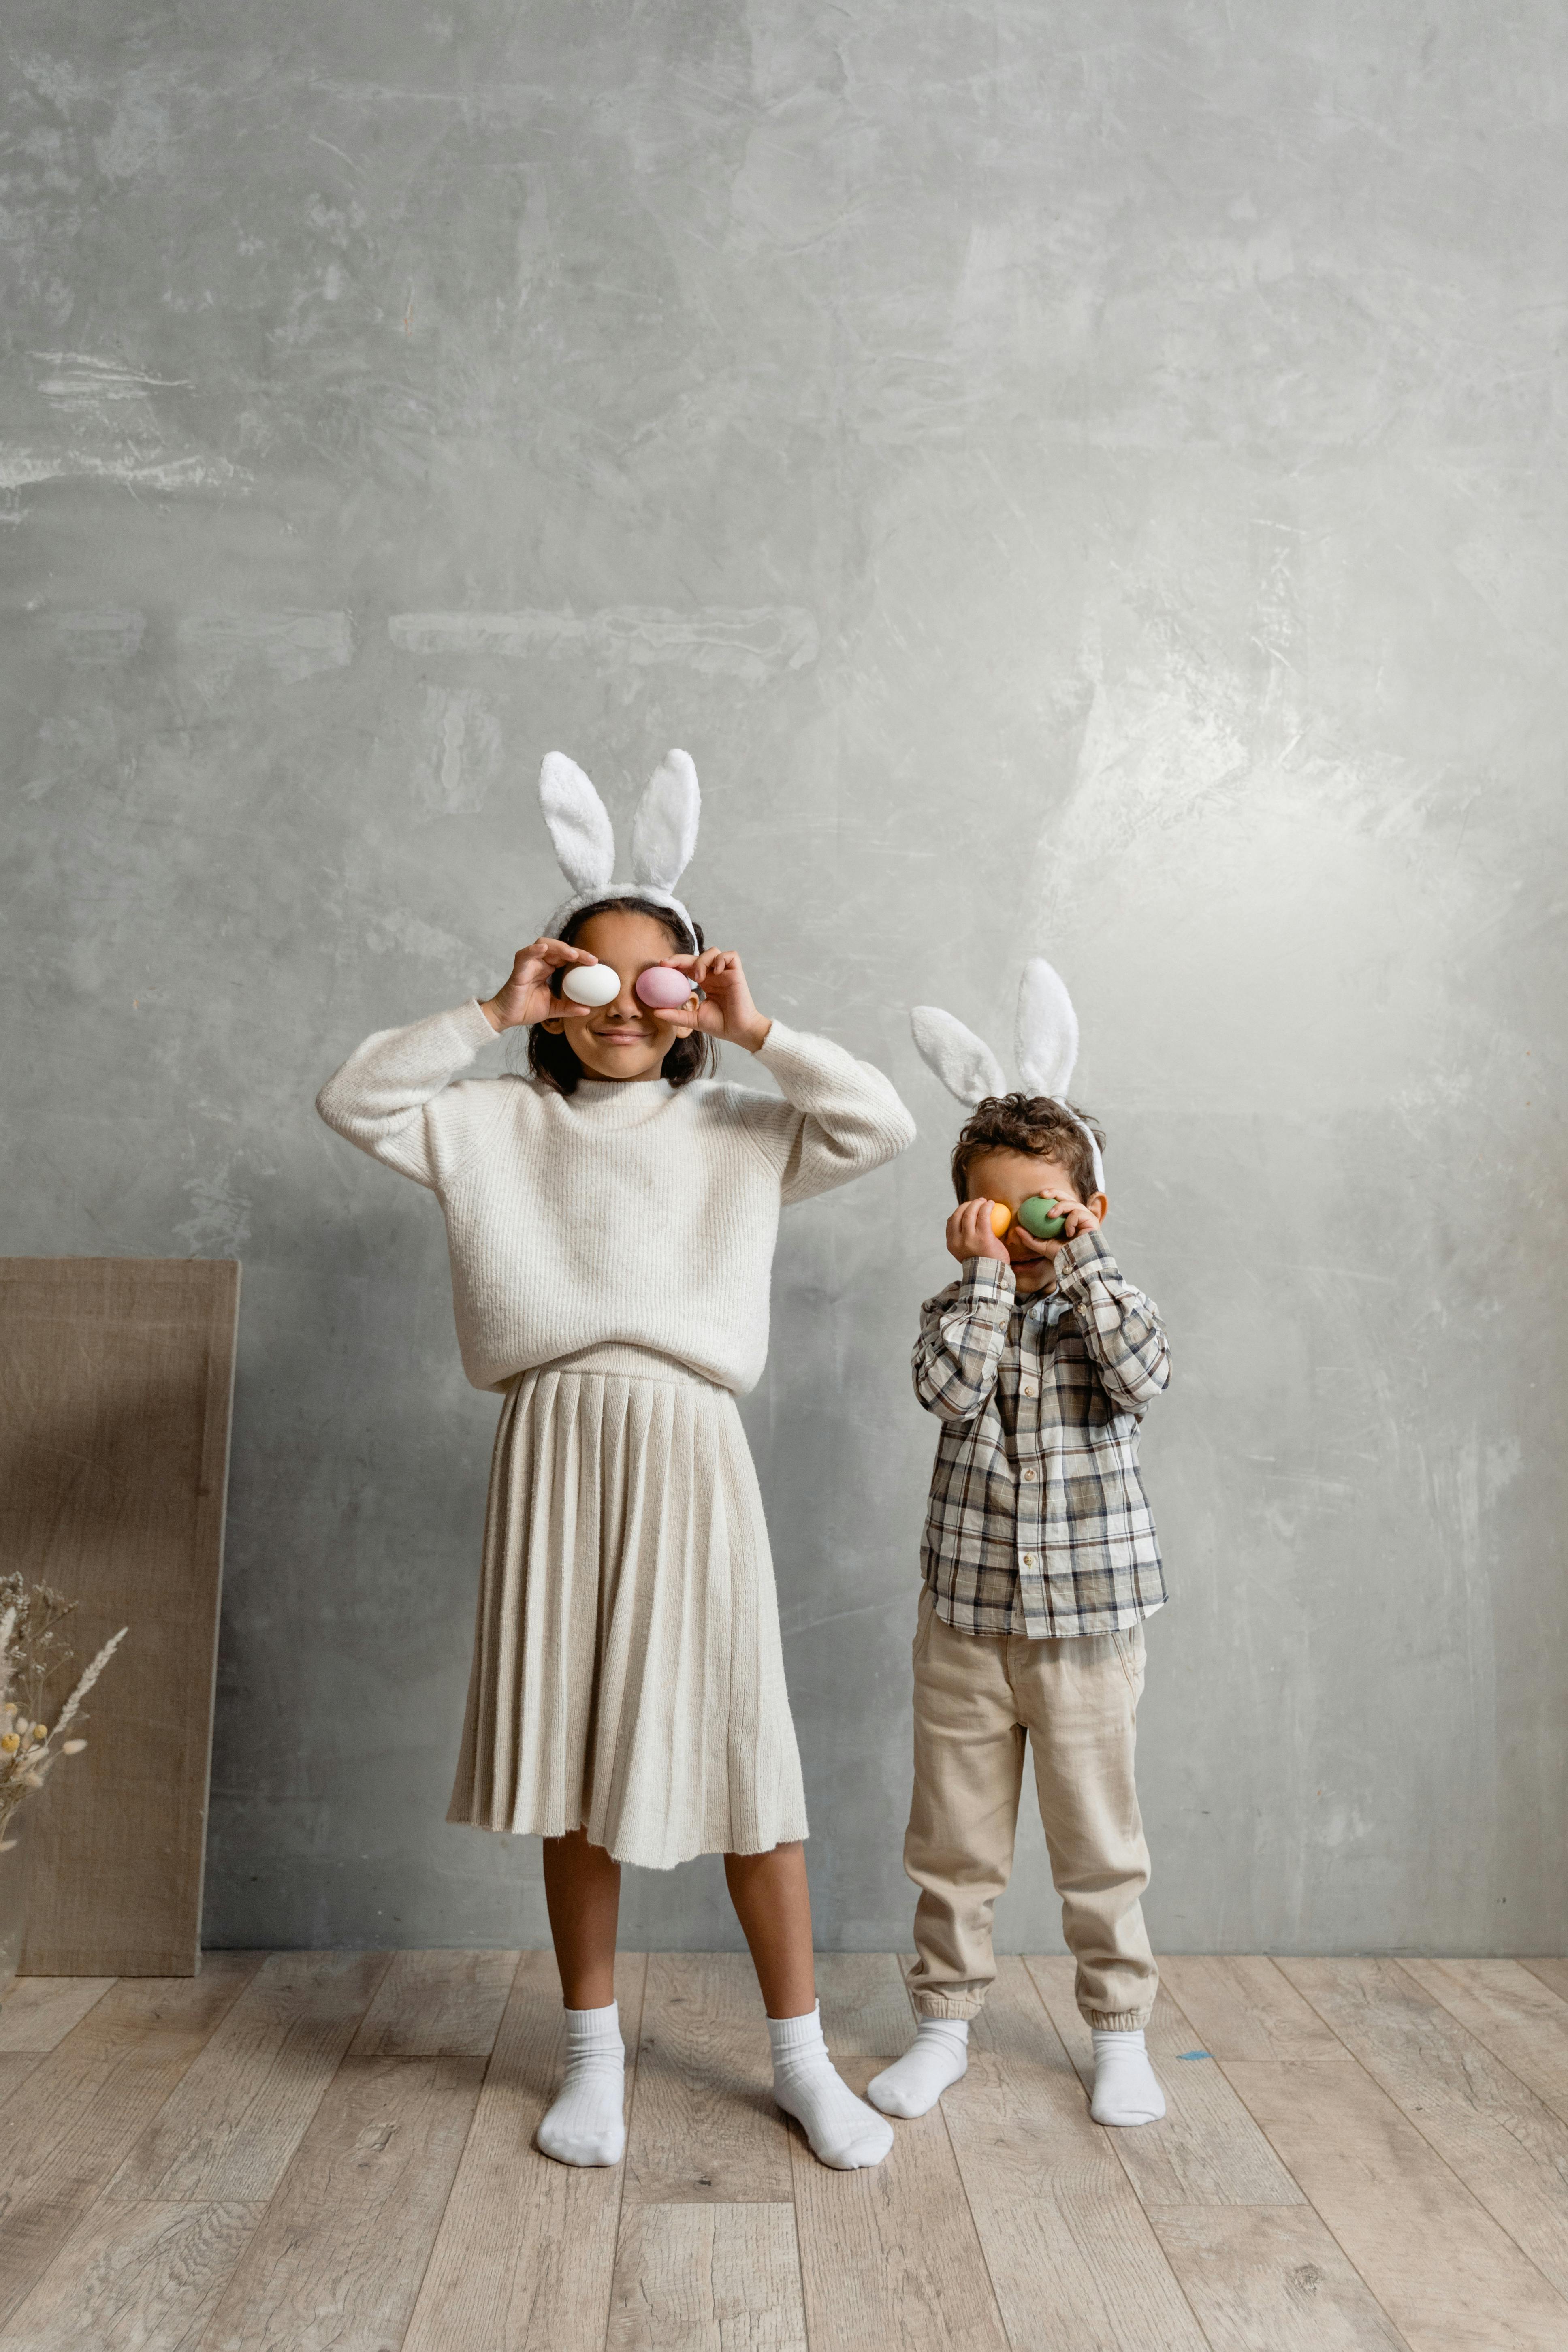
3, 1, 1563, 1957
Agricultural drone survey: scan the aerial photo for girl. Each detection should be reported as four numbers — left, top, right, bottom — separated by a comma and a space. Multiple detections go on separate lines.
316, 749, 914, 2172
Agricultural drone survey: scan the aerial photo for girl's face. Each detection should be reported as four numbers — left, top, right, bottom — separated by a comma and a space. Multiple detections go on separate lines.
541, 907, 696, 1083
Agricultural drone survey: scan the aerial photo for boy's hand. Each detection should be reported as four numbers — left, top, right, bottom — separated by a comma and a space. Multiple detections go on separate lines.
1008, 1193, 1102, 1264
946, 1199, 1011, 1270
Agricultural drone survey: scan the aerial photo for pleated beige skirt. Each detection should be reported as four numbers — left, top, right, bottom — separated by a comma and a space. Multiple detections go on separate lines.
446, 1343, 809, 1869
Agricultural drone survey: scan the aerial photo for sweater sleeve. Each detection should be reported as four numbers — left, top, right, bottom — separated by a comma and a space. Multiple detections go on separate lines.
314, 999, 510, 1189
742, 1020, 916, 1204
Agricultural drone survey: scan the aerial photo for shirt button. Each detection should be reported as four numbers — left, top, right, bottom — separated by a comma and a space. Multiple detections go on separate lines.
1022, 1382, 1038, 1398
1022, 1553, 1036, 1568
1022, 1468, 1037, 1483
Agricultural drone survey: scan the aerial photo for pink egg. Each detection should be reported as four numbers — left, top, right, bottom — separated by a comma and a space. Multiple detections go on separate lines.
635, 965, 693, 1011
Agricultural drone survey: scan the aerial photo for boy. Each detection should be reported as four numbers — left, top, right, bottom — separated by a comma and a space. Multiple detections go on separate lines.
868, 1091, 1169, 2128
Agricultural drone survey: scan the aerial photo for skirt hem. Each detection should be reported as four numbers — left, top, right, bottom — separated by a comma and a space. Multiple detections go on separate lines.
444, 1801, 811, 1871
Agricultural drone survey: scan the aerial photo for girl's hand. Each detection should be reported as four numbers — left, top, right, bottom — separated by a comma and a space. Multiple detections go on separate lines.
1007, 1193, 1102, 1264
480, 938, 597, 1032
946, 1199, 1011, 1269
666, 950, 772, 1052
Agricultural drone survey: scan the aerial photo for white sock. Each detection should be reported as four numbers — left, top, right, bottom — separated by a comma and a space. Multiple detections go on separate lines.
536, 2000, 626, 2166
867, 2018, 969, 2117
769, 2004, 894, 2171
1090, 2026, 1165, 2126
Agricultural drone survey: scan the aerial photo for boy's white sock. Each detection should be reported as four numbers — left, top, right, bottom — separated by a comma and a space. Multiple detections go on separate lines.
536, 2000, 626, 2166
769, 2004, 894, 2170
1090, 2026, 1165, 2126
867, 2018, 969, 2117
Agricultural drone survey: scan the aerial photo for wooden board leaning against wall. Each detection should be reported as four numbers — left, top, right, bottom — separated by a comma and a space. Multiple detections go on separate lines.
0, 1257, 240, 1976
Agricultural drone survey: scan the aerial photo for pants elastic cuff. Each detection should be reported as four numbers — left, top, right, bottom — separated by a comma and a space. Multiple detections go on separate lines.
1085, 2007, 1154, 2032
911, 1991, 986, 2021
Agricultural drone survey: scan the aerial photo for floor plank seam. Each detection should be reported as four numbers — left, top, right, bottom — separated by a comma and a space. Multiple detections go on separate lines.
1015, 1959, 1223, 2352
1203, 1964, 1423, 2347
1207, 2115, 1423, 2352
1235, 1960, 1422, 2352
602, 1959, 648, 2352
1412, 1961, 1568, 2108
785, 2109, 811, 2352
932, 2092, 1050, 2352
1279, 1962, 1568, 2322
393, 1952, 525, 2352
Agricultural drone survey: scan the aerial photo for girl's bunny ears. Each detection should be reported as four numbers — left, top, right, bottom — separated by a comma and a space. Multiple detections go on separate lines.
910, 957, 1106, 1195
539, 749, 701, 943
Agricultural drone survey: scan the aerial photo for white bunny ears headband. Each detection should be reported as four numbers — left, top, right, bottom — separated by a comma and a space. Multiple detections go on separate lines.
539, 749, 700, 944
911, 958, 1107, 1195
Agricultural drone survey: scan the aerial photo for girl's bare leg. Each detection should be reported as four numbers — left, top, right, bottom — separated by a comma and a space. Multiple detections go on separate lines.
728, 1839, 892, 2168
542, 1826, 621, 2009
535, 1828, 627, 2167
724, 1840, 816, 2017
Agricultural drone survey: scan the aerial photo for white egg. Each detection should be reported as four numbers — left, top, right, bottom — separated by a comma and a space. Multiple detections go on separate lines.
560, 963, 621, 1007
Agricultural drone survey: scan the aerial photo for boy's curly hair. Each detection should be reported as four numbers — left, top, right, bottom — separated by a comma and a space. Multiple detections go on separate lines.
950, 1093, 1105, 1204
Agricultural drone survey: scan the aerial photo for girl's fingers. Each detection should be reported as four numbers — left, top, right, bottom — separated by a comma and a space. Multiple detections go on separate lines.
670, 949, 740, 980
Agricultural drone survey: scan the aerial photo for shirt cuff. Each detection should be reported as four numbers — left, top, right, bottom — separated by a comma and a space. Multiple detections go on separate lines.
960, 1258, 1015, 1306
1054, 1228, 1116, 1291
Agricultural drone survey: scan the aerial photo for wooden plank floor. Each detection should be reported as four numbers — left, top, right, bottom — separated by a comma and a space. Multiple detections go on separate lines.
2, 1955, 1566, 2349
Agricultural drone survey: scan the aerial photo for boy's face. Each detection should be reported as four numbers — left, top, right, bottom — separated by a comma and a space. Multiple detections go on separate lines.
963, 1148, 1108, 1293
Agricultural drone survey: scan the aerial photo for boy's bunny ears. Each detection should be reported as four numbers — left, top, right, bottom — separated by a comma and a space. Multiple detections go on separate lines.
910, 957, 1107, 1195
539, 749, 701, 943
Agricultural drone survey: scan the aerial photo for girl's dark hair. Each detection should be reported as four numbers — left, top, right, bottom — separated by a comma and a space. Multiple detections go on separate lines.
527, 895, 718, 1095
950, 1093, 1105, 1204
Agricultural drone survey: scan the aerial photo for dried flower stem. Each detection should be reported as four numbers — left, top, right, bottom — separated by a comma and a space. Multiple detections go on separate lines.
0, 1602, 126, 1842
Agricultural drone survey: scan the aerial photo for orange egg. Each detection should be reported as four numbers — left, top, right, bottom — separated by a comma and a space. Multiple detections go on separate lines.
989, 1201, 1013, 1238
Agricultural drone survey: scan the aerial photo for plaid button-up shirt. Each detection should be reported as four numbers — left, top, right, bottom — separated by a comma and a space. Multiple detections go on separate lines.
912, 1229, 1170, 1639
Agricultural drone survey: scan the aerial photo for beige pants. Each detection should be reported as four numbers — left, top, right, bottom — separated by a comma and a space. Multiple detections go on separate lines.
903, 1588, 1158, 2029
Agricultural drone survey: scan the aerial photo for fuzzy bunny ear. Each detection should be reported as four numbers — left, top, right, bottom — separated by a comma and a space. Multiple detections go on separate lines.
910, 1006, 1007, 1106
539, 752, 616, 896
629, 749, 700, 895
1015, 956, 1106, 1195
1015, 957, 1080, 1098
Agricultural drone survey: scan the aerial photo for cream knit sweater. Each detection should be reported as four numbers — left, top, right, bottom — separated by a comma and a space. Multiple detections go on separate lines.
316, 1000, 915, 1395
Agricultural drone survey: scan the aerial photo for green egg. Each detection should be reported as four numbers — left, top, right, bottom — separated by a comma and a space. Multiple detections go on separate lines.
1017, 1194, 1066, 1240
